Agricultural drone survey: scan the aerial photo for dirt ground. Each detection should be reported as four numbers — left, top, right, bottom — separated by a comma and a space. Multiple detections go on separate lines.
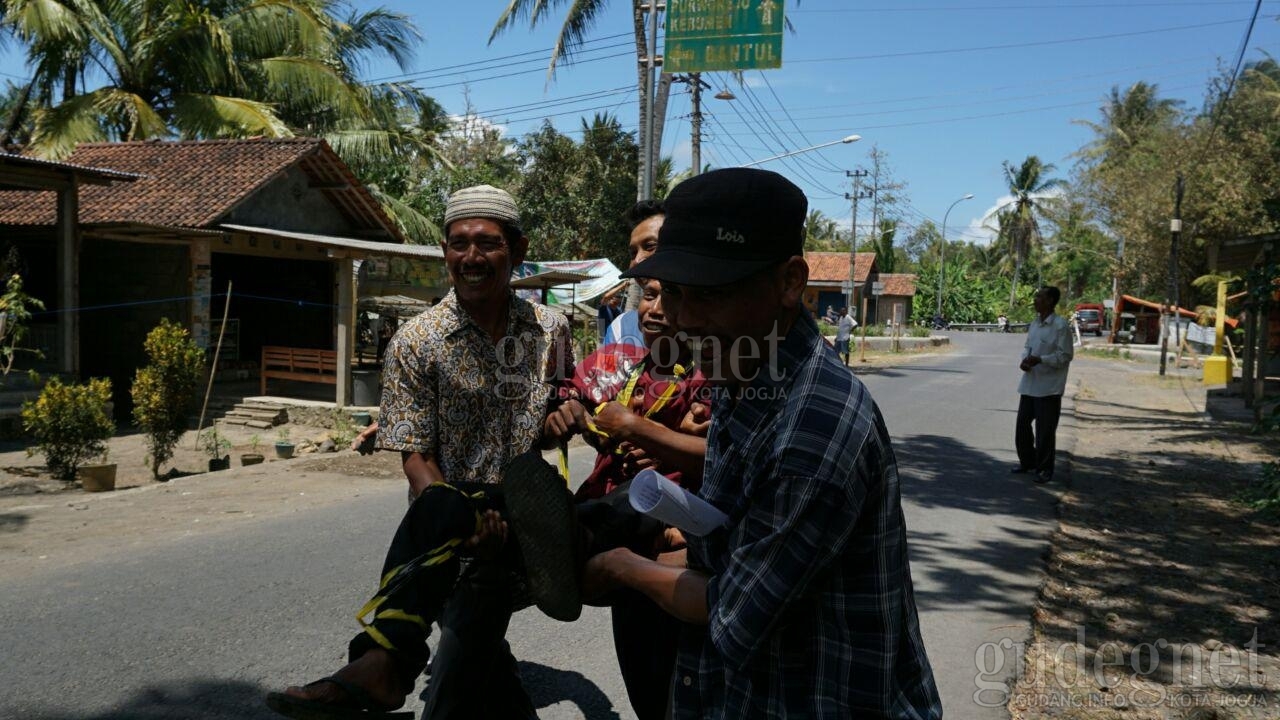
0, 418, 360, 498
1008, 356, 1280, 720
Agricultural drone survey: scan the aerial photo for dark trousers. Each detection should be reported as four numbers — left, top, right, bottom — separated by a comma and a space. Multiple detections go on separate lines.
347, 480, 665, 719
612, 590, 679, 720
1015, 393, 1062, 475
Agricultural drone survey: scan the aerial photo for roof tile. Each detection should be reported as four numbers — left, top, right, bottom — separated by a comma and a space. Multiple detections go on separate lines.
804, 251, 877, 283
878, 273, 918, 296
0, 138, 366, 230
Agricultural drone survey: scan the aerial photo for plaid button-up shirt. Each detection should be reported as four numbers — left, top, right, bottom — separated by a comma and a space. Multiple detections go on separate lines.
673, 312, 942, 720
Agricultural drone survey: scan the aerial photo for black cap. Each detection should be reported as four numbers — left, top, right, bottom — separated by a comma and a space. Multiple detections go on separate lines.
621, 168, 807, 287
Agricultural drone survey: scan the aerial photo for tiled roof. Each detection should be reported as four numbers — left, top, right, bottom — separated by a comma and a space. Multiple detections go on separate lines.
0, 138, 401, 240
878, 273, 918, 296
805, 251, 877, 283
0, 152, 144, 186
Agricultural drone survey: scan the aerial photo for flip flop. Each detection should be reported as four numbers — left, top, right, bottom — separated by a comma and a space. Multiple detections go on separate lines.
264, 676, 414, 720
502, 449, 583, 622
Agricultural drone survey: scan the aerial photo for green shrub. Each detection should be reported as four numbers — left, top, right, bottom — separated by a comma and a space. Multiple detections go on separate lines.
21, 376, 115, 481
131, 319, 206, 479
908, 325, 933, 338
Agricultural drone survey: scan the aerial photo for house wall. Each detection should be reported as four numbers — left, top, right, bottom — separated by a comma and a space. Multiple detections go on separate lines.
211, 252, 335, 369
80, 239, 191, 418
222, 166, 355, 235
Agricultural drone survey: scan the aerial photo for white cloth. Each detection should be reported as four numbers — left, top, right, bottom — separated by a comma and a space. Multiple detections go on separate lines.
1018, 313, 1073, 397
836, 313, 857, 342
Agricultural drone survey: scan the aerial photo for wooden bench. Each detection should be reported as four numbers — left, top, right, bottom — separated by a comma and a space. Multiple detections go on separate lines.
260, 346, 339, 395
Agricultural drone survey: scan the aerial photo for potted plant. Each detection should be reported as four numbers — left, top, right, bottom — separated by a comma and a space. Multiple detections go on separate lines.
241, 434, 265, 466
21, 376, 115, 484
77, 447, 117, 493
200, 425, 232, 471
274, 427, 295, 459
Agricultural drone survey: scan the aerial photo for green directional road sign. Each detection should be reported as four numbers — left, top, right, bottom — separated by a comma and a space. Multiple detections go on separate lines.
664, 0, 785, 73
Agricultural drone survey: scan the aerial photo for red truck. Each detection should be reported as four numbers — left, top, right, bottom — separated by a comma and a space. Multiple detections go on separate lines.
1074, 303, 1107, 336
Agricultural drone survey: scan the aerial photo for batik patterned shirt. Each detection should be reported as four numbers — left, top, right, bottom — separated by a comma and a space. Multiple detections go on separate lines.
673, 312, 942, 720
376, 289, 574, 484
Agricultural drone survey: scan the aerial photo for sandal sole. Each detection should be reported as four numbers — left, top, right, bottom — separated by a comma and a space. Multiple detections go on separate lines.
502, 450, 582, 622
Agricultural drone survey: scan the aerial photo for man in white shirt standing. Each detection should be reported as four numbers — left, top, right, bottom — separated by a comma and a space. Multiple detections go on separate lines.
1013, 286, 1073, 483
835, 306, 857, 365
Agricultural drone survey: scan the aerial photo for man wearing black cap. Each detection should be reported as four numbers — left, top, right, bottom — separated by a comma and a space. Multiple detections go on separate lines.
583, 168, 942, 719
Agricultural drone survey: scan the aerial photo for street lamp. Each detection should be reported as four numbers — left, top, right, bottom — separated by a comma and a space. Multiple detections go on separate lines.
741, 134, 861, 168
935, 193, 975, 320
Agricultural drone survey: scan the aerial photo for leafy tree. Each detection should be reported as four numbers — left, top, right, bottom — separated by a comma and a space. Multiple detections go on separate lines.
902, 220, 940, 265
1074, 61, 1280, 308
1075, 82, 1183, 168
1041, 199, 1115, 304
514, 115, 639, 269
804, 209, 842, 251
131, 319, 205, 480
870, 219, 899, 274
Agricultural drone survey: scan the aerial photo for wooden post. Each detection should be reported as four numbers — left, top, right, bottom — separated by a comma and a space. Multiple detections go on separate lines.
1254, 300, 1270, 423
859, 297, 869, 362
1242, 308, 1257, 407
56, 186, 79, 376
336, 257, 355, 406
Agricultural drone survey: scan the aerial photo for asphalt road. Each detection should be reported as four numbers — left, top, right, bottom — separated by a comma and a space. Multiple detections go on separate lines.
0, 332, 1065, 720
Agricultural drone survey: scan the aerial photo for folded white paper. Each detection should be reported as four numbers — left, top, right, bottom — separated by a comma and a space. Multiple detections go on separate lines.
629, 468, 728, 537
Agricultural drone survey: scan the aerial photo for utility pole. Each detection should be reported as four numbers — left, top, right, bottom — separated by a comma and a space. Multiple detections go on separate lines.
1159, 174, 1185, 376
672, 73, 710, 176
845, 169, 872, 317
639, 0, 663, 200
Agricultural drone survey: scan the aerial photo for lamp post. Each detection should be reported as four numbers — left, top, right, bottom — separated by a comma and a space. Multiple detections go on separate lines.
741, 134, 861, 168
935, 193, 975, 320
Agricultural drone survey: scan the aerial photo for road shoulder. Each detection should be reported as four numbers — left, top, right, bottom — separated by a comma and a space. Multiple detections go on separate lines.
1007, 358, 1279, 719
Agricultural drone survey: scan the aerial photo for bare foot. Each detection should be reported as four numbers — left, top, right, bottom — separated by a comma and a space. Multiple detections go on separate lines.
283, 648, 409, 710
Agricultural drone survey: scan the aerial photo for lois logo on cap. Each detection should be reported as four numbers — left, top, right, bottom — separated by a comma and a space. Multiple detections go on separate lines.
716, 227, 745, 244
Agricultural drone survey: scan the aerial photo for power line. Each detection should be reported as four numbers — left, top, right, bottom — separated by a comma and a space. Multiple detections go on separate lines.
1197, 0, 1266, 153
472, 86, 633, 116
711, 78, 1206, 128
366, 32, 633, 82
758, 72, 846, 175
791, 1, 1268, 12
412, 49, 634, 90
708, 72, 845, 196
790, 17, 1272, 64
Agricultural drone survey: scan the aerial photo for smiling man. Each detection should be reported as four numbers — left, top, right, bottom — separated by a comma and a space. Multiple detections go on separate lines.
270, 185, 574, 720
585, 168, 942, 720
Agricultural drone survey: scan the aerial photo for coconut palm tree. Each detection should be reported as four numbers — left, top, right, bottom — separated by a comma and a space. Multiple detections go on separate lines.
1076, 82, 1182, 165
489, 0, 673, 199
995, 155, 1066, 308
2, 0, 426, 160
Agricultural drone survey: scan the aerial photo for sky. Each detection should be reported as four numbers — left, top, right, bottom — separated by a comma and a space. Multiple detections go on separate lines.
3, 0, 1278, 250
